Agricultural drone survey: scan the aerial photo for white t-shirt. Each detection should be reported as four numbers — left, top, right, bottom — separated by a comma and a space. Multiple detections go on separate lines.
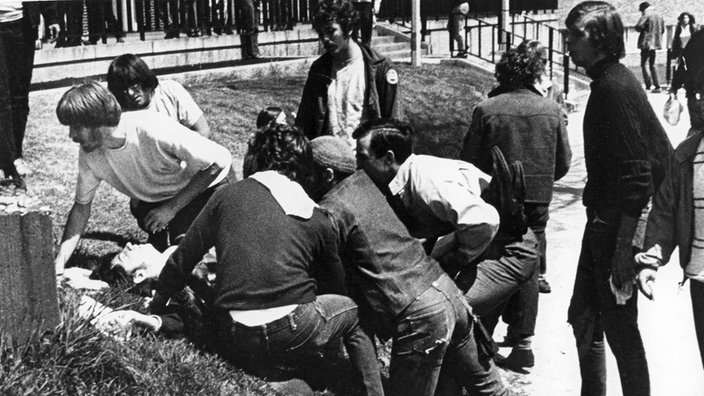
148, 80, 204, 129
327, 42, 367, 147
0, 2, 23, 23
75, 111, 231, 204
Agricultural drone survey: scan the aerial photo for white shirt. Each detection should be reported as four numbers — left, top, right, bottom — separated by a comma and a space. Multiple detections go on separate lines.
148, 80, 204, 129
0, 2, 23, 23
327, 42, 367, 147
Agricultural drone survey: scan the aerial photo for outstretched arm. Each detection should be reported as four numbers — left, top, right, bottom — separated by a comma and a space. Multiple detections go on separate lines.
55, 201, 92, 275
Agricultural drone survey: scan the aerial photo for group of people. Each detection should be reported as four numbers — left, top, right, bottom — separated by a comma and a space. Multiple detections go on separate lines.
44, 1, 704, 396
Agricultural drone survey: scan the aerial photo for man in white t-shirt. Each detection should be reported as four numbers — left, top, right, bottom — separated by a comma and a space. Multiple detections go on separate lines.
107, 53, 211, 138
54, 82, 233, 275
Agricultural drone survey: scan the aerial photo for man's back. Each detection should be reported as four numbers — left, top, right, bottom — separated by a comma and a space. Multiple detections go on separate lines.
637, 7, 664, 50
320, 171, 444, 322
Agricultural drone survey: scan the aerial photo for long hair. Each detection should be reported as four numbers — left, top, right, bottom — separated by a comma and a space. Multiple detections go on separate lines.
56, 81, 122, 127
107, 53, 159, 109
495, 39, 547, 89
242, 124, 314, 185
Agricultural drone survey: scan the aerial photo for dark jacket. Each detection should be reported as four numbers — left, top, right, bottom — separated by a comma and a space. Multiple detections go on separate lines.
582, 59, 673, 216
460, 87, 571, 204
642, 131, 702, 270
672, 23, 697, 59
635, 7, 665, 50
295, 43, 399, 140
671, 29, 704, 98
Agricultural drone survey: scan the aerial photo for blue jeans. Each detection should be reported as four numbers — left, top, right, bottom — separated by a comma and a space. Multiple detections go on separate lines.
219, 295, 383, 395
640, 49, 660, 89
0, 16, 35, 170
389, 274, 513, 396
457, 230, 539, 336
568, 210, 650, 396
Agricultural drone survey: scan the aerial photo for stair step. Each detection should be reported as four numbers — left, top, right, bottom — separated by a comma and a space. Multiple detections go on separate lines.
373, 42, 408, 53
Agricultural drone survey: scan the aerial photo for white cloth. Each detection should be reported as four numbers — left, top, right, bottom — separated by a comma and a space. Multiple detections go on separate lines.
148, 80, 204, 129
75, 110, 231, 204
388, 154, 499, 263
0, 2, 23, 23
688, 138, 704, 282
249, 170, 317, 219
327, 42, 366, 147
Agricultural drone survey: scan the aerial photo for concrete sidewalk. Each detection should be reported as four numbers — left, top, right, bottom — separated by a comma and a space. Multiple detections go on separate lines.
496, 90, 703, 395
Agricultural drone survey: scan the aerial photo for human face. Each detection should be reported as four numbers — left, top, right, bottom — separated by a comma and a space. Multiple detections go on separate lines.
565, 26, 601, 70
110, 242, 166, 284
318, 22, 350, 57
121, 82, 152, 110
682, 15, 690, 26
356, 133, 392, 187
69, 125, 104, 153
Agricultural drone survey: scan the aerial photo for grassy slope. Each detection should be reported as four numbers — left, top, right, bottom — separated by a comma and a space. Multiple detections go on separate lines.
7, 62, 495, 395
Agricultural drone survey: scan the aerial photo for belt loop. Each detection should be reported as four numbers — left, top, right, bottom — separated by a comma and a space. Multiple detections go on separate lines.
288, 313, 297, 331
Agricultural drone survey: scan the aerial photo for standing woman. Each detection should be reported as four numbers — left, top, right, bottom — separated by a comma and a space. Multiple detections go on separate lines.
672, 12, 696, 63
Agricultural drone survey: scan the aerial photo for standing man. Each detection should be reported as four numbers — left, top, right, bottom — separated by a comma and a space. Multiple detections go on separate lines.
0, 1, 58, 187
448, 2, 470, 58
353, 119, 539, 372
564, 3, 673, 395
669, 28, 704, 135
53, 82, 234, 274
461, 39, 572, 295
309, 135, 515, 396
635, 1, 664, 93
236, 0, 259, 58
296, 0, 399, 147
152, 125, 384, 395
351, 0, 373, 45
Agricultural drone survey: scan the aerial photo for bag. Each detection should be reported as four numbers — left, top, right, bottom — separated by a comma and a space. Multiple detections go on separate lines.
480, 146, 528, 237
663, 95, 683, 126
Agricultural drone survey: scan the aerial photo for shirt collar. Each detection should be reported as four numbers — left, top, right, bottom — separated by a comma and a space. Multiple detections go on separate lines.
388, 154, 416, 196
249, 171, 317, 219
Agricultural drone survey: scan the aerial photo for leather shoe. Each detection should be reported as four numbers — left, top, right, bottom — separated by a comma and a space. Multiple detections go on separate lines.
539, 277, 552, 294
497, 348, 534, 374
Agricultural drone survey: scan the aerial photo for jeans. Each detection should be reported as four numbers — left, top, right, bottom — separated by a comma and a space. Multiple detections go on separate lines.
0, 17, 35, 170
219, 295, 384, 395
458, 230, 539, 336
235, 0, 259, 57
130, 173, 232, 251
568, 210, 650, 396
691, 280, 704, 370
640, 49, 660, 90
86, 0, 124, 43
448, 13, 465, 53
389, 274, 513, 396
525, 203, 549, 275
353, 2, 373, 45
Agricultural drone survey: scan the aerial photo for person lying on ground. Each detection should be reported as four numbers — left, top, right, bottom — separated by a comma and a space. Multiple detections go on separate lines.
107, 53, 211, 138
53, 82, 234, 274
151, 124, 384, 395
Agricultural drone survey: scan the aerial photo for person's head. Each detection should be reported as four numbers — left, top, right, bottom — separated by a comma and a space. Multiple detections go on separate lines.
678, 12, 695, 26
256, 107, 287, 129
107, 53, 159, 110
309, 136, 356, 200
638, 2, 650, 13
56, 81, 122, 153
564, 1, 624, 69
495, 39, 548, 89
352, 118, 413, 188
108, 243, 174, 285
242, 123, 314, 186
312, 0, 359, 57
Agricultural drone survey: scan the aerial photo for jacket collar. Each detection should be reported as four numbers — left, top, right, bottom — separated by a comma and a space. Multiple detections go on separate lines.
675, 130, 704, 163
312, 42, 384, 78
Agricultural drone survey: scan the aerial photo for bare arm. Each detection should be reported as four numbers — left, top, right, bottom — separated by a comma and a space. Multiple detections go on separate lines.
55, 201, 92, 275
190, 115, 211, 138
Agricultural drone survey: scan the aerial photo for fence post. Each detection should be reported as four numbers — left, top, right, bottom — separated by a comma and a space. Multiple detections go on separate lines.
666, 48, 672, 84
548, 27, 554, 79
563, 54, 570, 99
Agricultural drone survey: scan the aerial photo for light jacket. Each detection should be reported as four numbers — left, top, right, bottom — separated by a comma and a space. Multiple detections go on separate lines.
295, 43, 399, 140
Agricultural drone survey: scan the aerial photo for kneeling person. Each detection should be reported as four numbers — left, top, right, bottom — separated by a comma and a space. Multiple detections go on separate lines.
54, 82, 233, 274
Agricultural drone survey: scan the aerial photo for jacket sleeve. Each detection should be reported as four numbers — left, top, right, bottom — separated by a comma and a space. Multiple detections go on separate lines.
311, 210, 348, 296
377, 60, 400, 119
635, 13, 647, 32
641, 154, 680, 266
295, 71, 319, 140
459, 106, 486, 170
554, 109, 572, 181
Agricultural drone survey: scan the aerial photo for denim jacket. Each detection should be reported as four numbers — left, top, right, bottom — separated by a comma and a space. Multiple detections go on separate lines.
320, 171, 444, 338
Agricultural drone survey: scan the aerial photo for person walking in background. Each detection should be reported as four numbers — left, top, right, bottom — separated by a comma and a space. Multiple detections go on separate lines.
448, 2, 469, 58
351, 0, 373, 45
635, 1, 664, 93
564, 2, 673, 395
107, 53, 211, 138
670, 24, 704, 135
86, 0, 124, 44
672, 12, 696, 63
0, 1, 59, 187
461, 39, 571, 297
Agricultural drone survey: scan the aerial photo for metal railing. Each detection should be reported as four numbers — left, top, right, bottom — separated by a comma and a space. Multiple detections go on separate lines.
47, 0, 316, 46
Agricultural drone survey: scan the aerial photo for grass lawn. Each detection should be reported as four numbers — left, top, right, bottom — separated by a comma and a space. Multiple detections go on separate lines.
2, 62, 499, 395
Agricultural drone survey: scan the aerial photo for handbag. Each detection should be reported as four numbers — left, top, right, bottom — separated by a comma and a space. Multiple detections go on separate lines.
663, 95, 684, 126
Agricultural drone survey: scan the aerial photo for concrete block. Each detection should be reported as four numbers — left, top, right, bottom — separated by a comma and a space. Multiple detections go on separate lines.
0, 210, 59, 344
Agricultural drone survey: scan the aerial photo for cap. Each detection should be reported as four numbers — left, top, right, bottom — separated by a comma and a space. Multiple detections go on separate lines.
310, 136, 356, 175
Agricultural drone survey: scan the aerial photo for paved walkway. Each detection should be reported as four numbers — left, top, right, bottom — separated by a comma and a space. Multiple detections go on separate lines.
495, 91, 704, 395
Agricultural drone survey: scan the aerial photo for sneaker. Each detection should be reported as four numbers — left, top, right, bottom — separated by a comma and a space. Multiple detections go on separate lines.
651, 87, 662, 93
539, 276, 552, 294
497, 348, 535, 373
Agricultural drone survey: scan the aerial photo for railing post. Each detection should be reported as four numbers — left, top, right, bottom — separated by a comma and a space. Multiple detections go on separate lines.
666, 48, 672, 84
548, 27, 554, 79
564, 54, 570, 99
